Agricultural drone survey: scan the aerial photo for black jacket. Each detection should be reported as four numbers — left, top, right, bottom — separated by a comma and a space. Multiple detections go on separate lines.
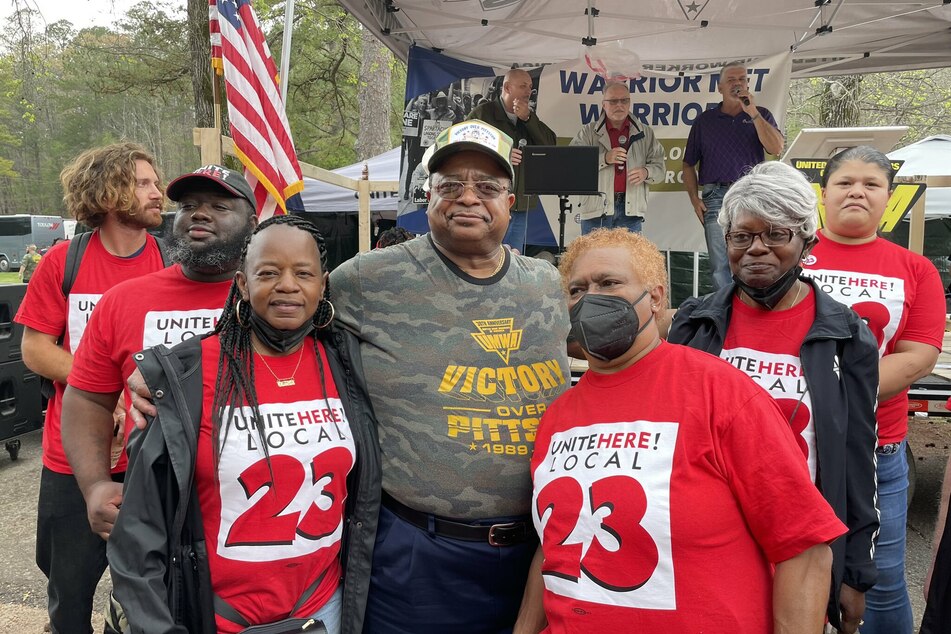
922, 496, 951, 633
107, 329, 381, 634
467, 97, 557, 212
668, 278, 880, 628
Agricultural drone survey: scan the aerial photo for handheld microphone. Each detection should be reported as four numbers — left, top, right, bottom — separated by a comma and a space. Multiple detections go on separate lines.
616, 136, 627, 170
732, 86, 751, 107
517, 138, 527, 151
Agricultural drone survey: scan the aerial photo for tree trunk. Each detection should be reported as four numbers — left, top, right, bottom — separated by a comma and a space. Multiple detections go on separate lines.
356, 28, 391, 161
819, 75, 862, 128
188, 0, 215, 129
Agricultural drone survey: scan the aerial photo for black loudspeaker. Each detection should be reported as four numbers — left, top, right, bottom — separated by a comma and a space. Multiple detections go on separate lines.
0, 360, 43, 452
0, 284, 27, 364
294, 212, 359, 271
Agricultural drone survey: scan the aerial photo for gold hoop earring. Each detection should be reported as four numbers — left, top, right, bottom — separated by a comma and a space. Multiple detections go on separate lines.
235, 299, 249, 328
315, 300, 335, 329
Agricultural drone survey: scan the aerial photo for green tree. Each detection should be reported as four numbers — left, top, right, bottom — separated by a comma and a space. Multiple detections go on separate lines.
0, 0, 408, 214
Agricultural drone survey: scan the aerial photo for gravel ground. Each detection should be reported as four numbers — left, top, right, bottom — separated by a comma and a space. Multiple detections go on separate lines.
0, 421, 948, 632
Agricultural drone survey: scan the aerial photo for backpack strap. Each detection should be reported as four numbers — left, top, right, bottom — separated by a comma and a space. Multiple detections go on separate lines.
61, 230, 93, 297
62, 232, 171, 297
213, 568, 329, 627
38, 231, 95, 399
154, 236, 173, 267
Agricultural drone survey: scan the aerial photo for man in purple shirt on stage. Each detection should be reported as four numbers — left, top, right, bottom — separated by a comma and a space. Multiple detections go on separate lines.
682, 61, 785, 289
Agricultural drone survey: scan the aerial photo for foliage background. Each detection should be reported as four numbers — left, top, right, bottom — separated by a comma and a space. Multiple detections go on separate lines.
0, 1, 949, 217
0, 0, 405, 215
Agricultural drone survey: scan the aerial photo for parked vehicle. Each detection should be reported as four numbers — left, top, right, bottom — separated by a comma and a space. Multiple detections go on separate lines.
0, 215, 68, 272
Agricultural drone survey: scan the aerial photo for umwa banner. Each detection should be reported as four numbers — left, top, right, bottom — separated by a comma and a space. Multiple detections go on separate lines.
397, 50, 792, 253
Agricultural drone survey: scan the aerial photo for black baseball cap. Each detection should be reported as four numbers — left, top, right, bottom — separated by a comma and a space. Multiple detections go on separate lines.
166, 165, 257, 212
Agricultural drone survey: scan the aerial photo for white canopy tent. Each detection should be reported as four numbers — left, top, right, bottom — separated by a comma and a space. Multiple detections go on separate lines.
323, 0, 951, 259
340, 0, 951, 77
889, 135, 951, 219
299, 147, 400, 214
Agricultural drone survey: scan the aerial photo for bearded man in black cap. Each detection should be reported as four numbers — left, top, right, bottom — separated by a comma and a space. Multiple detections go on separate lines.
61, 164, 258, 545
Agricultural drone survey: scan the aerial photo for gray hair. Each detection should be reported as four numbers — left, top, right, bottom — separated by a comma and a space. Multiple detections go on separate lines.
720, 61, 748, 76
718, 161, 819, 241
603, 81, 630, 96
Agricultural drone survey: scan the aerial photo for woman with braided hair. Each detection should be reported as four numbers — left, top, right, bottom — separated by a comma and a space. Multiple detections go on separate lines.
108, 215, 381, 634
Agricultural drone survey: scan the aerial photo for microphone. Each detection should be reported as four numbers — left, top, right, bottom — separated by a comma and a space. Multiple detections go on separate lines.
517, 138, 527, 152
616, 135, 627, 171
732, 86, 750, 107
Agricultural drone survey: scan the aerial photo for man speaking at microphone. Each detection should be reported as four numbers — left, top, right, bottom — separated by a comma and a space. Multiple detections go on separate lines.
570, 81, 665, 235
468, 68, 556, 252
682, 61, 785, 289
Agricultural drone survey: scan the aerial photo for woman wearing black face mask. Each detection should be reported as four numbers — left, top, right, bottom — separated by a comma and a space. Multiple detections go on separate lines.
669, 161, 879, 634
527, 228, 846, 633
108, 215, 381, 634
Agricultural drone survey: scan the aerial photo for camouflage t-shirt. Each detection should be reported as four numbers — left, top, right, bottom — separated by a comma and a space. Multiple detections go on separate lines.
330, 234, 570, 519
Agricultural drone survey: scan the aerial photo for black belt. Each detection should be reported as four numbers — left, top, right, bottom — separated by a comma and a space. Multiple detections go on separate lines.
876, 442, 903, 455
706, 181, 734, 188
614, 192, 625, 202
382, 491, 533, 546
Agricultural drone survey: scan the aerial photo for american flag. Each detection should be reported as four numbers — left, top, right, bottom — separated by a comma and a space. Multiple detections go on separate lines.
209, 0, 303, 219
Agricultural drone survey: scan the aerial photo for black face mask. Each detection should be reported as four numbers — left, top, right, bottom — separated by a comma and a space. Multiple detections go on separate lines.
248, 310, 315, 353
732, 264, 802, 310
569, 291, 651, 362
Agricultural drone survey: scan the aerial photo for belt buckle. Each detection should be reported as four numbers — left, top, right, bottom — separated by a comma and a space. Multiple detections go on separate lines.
488, 522, 519, 546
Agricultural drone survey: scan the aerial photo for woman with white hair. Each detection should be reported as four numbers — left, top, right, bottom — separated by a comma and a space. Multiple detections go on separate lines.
669, 160, 880, 634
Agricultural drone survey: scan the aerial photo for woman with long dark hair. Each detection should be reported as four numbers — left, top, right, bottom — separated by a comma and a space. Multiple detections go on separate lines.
108, 215, 380, 634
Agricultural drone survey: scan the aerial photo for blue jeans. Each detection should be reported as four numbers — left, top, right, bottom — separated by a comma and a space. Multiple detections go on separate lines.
309, 586, 341, 634
503, 210, 528, 253
861, 441, 913, 634
581, 197, 643, 235
701, 184, 732, 290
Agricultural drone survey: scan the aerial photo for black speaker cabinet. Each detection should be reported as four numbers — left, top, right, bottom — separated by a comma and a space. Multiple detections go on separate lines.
0, 359, 43, 447
0, 284, 27, 364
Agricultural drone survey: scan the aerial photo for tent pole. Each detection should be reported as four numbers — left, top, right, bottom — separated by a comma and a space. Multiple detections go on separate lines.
279, 0, 296, 103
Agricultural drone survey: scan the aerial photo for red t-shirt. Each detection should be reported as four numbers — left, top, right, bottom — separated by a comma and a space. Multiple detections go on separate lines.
196, 335, 354, 632
802, 236, 945, 444
722, 291, 817, 481
531, 341, 845, 633
14, 232, 167, 474
68, 264, 232, 471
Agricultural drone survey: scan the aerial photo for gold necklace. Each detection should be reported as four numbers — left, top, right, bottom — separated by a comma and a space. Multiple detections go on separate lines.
489, 248, 506, 276
779, 281, 804, 311
251, 340, 306, 388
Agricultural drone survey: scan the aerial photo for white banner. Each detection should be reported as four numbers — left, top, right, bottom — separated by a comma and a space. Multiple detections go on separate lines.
536, 52, 792, 252
398, 52, 792, 252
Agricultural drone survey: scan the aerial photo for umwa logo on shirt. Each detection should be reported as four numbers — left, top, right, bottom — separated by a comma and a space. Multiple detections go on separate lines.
471, 318, 523, 363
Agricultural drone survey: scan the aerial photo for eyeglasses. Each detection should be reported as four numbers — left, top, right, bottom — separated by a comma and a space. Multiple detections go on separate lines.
603, 98, 631, 106
432, 180, 509, 200
724, 228, 797, 249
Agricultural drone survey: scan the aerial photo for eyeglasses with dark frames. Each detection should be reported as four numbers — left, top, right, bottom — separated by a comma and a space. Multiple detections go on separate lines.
432, 180, 509, 200
724, 227, 797, 250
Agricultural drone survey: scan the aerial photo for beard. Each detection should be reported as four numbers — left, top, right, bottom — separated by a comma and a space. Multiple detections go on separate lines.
117, 202, 164, 230
166, 227, 252, 273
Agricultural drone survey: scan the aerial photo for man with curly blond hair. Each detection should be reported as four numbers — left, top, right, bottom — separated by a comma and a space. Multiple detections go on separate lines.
15, 142, 169, 634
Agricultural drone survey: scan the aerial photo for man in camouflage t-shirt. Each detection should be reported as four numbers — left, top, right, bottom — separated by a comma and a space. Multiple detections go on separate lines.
331, 120, 569, 633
